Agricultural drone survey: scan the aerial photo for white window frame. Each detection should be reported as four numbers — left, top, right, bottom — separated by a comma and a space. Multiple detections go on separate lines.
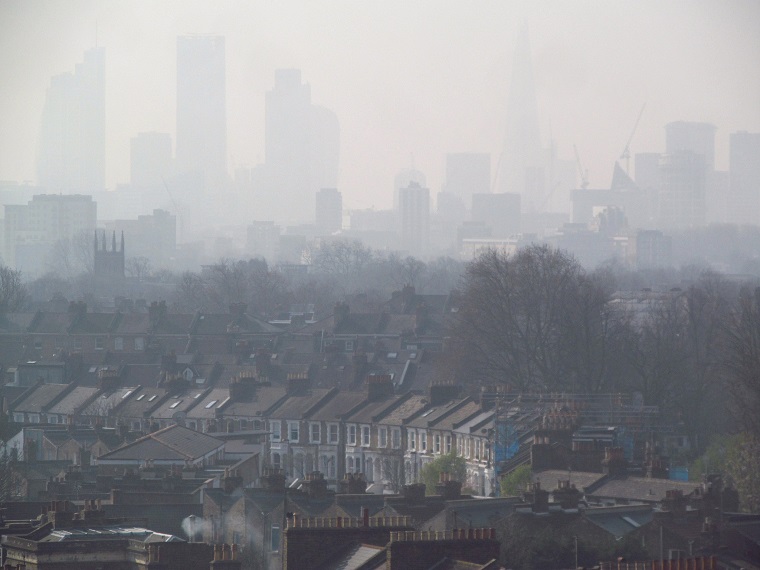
421, 432, 427, 452
114, 337, 124, 351
434, 434, 441, 453
310, 422, 321, 443
347, 424, 357, 446
361, 425, 370, 447
408, 430, 416, 450
392, 428, 401, 449
378, 427, 388, 448
328, 423, 339, 444
445, 435, 452, 453
134, 337, 145, 351
288, 421, 300, 442
271, 421, 281, 442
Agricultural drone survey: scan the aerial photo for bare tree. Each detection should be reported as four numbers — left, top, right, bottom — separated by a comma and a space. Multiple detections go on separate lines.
0, 265, 27, 315
125, 256, 152, 282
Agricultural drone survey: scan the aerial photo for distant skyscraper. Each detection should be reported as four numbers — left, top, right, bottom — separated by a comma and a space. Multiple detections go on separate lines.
658, 151, 706, 230
445, 153, 491, 210
399, 182, 430, 257
316, 188, 343, 234
131, 132, 172, 189
36, 47, 105, 193
665, 121, 716, 172
497, 25, 544, 209
728, 132, 760, 226
263, 69, 339, 223
471, 193, 521, 238
393, 168, 426, 210
176, 35, 226, 189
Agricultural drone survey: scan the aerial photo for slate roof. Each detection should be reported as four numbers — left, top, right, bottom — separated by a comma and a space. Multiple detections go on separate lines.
150, 389, 209, 420
267, 388, 335, 420
322, 543, 385, 570
306, 390, 367, 422
585, 475, 700, 503
186, 388, 229, 420
222, 385, 289, 418
83, 386, 139, 417
98, 424, 223, 462
406, 398, 471, 430
46, 386, 99, 416
109, 387, 167, 419
583, 504, 653, 538
11, 383, 70, 413
378, 394, 430, 426
533, 469, 605, 492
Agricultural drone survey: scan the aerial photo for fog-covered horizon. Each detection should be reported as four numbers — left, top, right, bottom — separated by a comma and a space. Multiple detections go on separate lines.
1, 0, 759, 211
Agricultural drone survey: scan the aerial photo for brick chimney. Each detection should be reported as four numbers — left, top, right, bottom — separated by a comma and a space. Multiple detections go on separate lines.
209, 544, 242, 570
553, 479, 581, 509
601, 447, 628, 476
287, 373, 311, 394
222, 469, 243, 494
338, 472, 367, 494
262, 468, 286, 491
523, 481, 549, 513
402, 483, 426, 504
435, 471, 462, 500
366, 375, 394, 401
303, 471, 328, 499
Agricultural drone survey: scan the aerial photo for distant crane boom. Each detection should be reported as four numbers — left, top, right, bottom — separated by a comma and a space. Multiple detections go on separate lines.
620, 103, 646, 175
573, 144, 589, 190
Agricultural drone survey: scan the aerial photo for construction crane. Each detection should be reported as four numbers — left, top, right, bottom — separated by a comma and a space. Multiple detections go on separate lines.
573, 144, 590, 189
620, 103, 646, 175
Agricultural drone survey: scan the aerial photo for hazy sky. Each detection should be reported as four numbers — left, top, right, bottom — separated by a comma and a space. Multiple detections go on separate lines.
1, 0, 759, 210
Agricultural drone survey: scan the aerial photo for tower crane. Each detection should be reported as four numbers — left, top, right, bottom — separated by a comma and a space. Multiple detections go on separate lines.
573, 144, 589, 190
620, 103, 646, 175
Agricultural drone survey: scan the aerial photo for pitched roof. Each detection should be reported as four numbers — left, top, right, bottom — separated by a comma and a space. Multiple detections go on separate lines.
98, 424, 223, 462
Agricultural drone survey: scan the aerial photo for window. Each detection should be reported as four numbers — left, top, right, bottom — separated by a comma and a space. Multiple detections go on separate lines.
379, 427, 388, 448
445, 435, 452, 453
310, 423, 321, 443
421, 433, 427, 452
272, 453, 281, 469
114, 337, 124, 351
95, 337, 105, 350
28, 414, 40, 423
73, 337, 83, 350
408, 431, 416, 450
288, 421, 299, 442
392, 428, 401, 449
434, 434, 441, 453
362, 426, 370, 447
13, 413, 24, 423
270, 525, 281, 553
49, 415, 59, 424
347, 457, 354, 472
328, 424, 339, 444
34, 340, 43, 351
134, 337, 145, 351
345, 340, 354, 351
348, 425, 357, 446
271, 421, 281, 442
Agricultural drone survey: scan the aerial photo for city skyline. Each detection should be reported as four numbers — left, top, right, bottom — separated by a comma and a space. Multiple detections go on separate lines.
1, 0, 759, 214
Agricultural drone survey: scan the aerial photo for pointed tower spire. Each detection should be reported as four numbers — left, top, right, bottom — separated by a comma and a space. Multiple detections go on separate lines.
496, 23, 544, 210
120, 231, 125, 253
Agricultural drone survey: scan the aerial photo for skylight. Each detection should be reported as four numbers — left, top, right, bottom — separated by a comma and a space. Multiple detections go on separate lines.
205, 400, 218, 409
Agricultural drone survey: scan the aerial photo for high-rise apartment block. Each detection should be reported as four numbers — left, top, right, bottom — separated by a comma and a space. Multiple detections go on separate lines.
399, 182, 430, 257
658, 152, 706, 230
316, 188, 343, 234
176, 35, 227, 189
36, 48, 105, 193
3, 194, 97, 273
728, 131, 760, 226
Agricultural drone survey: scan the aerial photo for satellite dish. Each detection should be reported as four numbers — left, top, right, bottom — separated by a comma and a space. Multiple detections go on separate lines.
173, 411, 187, 424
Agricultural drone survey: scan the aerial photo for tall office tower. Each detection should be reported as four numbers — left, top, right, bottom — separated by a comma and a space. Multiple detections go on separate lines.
176, 35, 227, 190
264, 69, 340, 223
316, 188, 343, 234
444, 153, 491, 211
131, 132, 172, 189
496, 25, 544, 210
728, 132, 760, 225
399, 182, 430, 257
393, 168, 426, 210
658, 152, 706, 230
665, 122, 716, 172
471, 193, 521, 238
37, 47, 105, 193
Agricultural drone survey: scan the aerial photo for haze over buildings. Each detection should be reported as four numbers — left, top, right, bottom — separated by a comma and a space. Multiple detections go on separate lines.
1, 1, 760, 272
